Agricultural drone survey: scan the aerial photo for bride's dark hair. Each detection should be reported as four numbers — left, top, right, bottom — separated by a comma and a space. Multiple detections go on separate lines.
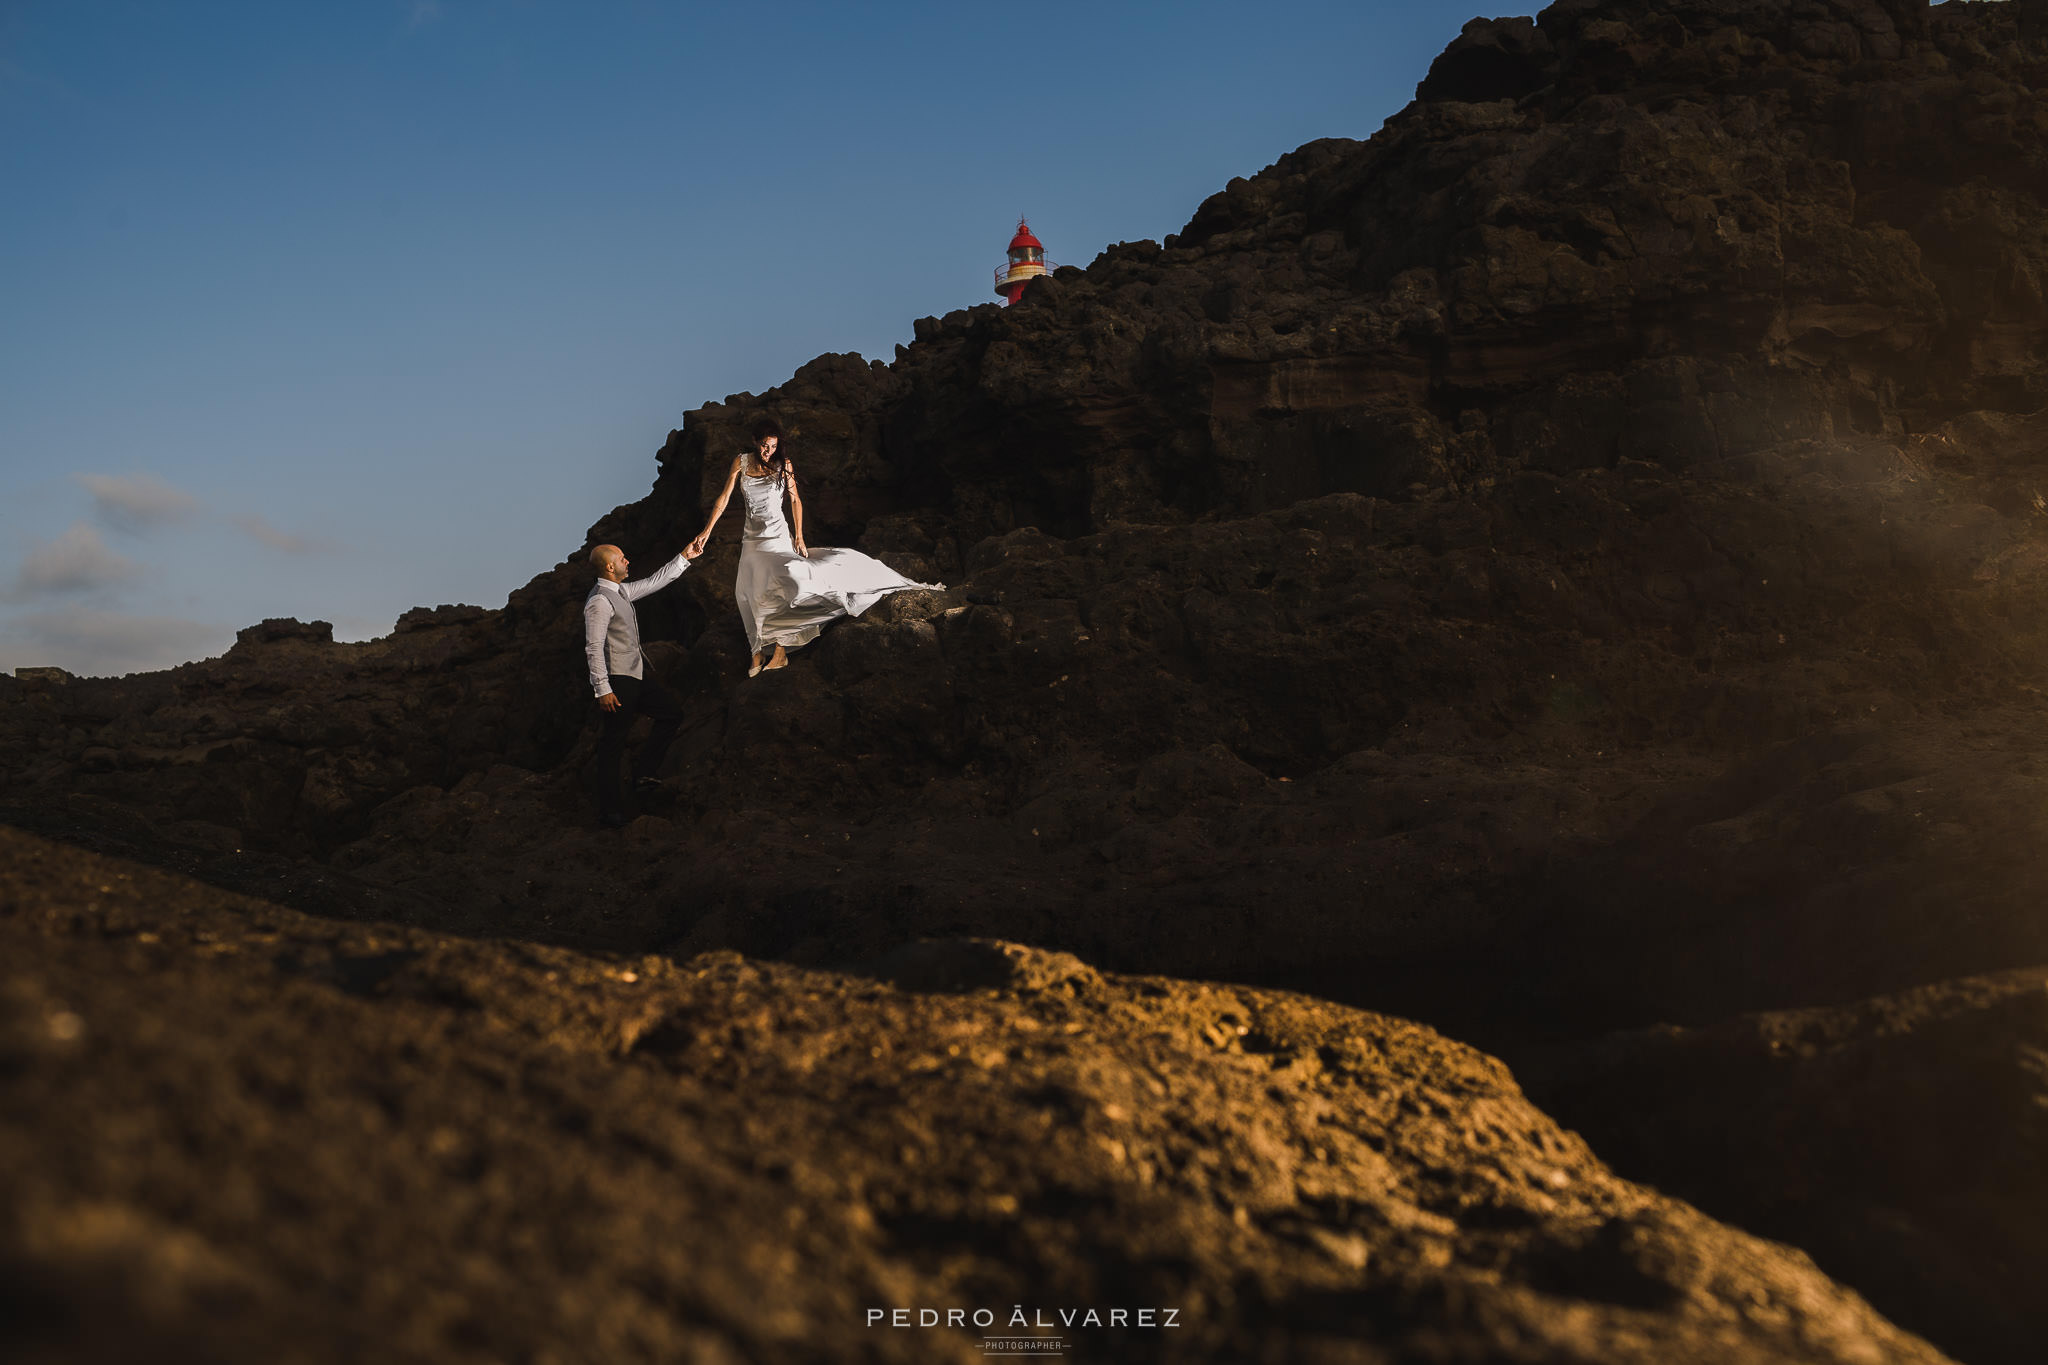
749, 417, 788, 477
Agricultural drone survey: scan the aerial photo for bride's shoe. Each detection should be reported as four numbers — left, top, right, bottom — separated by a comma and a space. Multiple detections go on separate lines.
748, 654, 764, 678
763, 645, 789, 671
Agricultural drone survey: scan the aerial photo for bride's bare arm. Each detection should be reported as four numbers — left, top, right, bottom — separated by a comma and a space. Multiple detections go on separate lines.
786, 461, 807, 556
690, 456, 745, 554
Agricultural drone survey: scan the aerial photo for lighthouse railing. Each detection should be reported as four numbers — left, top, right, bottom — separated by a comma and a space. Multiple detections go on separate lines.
994, 261, 1059, 289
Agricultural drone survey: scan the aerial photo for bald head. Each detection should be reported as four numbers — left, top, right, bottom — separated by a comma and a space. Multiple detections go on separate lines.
590, 544, 628, 582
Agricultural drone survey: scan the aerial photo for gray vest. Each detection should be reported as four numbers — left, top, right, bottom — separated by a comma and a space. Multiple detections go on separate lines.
589, 582, 644, 682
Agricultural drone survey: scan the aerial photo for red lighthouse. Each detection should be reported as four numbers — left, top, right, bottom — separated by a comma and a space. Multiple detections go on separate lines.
994, 218, 1054, 304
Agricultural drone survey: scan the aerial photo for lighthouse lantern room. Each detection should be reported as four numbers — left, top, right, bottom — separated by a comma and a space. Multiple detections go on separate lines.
994, 218, 1054, 304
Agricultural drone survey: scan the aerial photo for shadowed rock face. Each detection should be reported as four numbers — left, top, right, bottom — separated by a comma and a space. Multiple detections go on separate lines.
654, 0, 2048, 542
0, 828, 1953, 1364
13, 0, 2048, 1026
6, 0, 2048, 1358
1517, 968, 2048, 1365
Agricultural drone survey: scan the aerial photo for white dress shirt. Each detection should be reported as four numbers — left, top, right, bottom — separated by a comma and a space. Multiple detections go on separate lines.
584, 552, 691, 698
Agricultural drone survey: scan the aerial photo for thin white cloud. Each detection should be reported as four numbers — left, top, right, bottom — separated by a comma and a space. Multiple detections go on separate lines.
407, 0, 444, 29
14, 521, 141, 595
75, 471, 199, 532
0, 609, 229, 679
231, 514, 338, 554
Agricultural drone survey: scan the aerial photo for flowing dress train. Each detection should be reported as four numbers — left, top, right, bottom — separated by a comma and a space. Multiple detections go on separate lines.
735, 470, 943, 653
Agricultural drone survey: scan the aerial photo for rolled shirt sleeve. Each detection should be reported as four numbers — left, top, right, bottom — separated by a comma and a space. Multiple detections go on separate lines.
620, 551, 691, 602
584, 592, 616, 698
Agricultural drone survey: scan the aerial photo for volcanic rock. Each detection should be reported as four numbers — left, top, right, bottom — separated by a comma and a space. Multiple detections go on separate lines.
0, 827, 1954, 1364
234, 617, 334, 647
7, 0, 2048, 1357
1518, 967, 2048, 1365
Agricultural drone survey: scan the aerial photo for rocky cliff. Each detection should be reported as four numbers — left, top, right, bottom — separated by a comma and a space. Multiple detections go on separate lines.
7, 0, 2048, 1359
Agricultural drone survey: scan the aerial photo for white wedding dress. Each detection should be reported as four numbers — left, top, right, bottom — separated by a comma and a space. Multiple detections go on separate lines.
735, 470, 942, 653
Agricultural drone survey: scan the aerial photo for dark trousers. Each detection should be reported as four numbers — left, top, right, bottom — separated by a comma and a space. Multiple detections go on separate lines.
594, 674, 683, 817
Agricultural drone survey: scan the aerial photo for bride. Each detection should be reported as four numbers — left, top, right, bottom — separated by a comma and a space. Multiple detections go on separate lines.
689, 418, 943, 676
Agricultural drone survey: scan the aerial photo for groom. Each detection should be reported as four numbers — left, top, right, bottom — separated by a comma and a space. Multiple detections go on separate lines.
584, 540, 698, 828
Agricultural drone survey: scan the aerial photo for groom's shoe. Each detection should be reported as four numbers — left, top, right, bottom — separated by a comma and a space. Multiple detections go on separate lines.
631, 776, 676, 808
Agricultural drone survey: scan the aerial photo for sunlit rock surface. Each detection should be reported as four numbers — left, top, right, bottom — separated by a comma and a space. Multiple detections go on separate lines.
0, 828, 1951, 1364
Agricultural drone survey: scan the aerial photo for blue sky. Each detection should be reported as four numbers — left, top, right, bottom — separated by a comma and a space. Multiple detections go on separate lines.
2, 0, 1490, 676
